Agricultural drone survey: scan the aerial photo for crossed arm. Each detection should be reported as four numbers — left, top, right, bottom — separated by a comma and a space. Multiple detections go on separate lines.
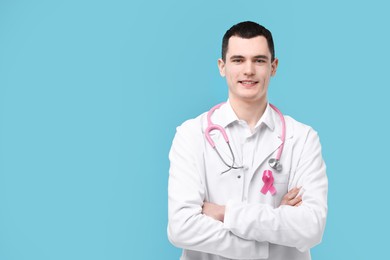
202, 187, 303, 222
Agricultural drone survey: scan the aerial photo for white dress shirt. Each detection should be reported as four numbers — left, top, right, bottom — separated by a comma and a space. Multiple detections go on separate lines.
168, 101, 328, 260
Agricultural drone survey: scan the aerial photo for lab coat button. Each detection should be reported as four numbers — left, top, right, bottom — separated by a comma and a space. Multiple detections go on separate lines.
237, 175, 241, 179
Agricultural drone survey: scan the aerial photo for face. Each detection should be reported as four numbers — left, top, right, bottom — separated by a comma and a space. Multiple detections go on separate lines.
218, 36, 278, 104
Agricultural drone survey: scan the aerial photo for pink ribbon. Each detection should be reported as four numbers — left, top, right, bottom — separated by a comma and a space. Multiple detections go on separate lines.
260, 170, 276, 195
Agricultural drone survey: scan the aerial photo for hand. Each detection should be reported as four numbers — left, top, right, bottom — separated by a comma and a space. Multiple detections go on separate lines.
280, 187, 302, 207
202, 202, 225, 222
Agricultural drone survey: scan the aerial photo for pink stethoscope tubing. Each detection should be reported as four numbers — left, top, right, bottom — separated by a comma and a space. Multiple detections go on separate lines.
205, 103, 242, 174
205, 102, 286, 194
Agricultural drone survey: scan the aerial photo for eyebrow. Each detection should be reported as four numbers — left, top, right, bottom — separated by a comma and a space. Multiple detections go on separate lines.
229, 55, 270, 60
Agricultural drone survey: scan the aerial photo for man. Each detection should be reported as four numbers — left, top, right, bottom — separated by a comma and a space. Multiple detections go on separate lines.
168, 21, 328, 260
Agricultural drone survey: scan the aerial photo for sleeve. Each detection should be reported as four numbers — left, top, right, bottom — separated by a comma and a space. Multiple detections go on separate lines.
223, 128, 328, 252
167, 123, 269, 259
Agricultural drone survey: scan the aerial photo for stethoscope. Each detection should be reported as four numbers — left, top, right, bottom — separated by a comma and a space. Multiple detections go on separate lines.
204, 102, 286, 195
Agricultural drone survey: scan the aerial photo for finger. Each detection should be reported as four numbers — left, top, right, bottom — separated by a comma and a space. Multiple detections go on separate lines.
295, 201, 302, 207
286, 187, 301, 200
280, 188, 302, 206
291, 196, 302, 206
280, 192, 295, 205
281, 196, 299, 206
286, 195, 302, 206
201, 202, 210, 213
287, 196, 302, 206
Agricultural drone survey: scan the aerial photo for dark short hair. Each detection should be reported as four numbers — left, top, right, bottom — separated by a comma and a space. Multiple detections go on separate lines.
222, 21, 275, 62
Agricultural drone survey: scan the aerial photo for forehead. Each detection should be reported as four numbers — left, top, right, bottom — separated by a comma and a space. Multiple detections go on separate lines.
226, 36, 271, 58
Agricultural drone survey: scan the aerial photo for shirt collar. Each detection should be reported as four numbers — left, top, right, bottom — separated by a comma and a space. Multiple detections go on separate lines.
213, 100, 275, 131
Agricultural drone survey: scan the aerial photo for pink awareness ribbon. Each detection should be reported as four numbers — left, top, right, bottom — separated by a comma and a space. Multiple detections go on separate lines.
260, 170, 277, 195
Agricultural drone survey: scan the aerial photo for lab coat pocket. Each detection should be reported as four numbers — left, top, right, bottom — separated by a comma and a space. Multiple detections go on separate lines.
273, 173, 290, 208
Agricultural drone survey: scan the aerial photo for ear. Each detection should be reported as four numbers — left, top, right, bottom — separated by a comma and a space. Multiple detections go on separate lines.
271, 58, 279, 76
218, 58, 226, 77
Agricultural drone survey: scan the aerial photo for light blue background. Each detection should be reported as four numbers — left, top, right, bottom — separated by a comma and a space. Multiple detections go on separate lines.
1, 0, 389, 259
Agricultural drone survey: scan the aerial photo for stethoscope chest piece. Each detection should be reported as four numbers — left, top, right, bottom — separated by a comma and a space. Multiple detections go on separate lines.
268, 158, 282, 172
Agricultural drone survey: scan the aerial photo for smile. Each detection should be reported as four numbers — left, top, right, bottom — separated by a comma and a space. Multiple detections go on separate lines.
239, 80, 258, 87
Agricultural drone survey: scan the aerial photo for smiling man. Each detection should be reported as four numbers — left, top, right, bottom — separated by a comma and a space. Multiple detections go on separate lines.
218, 34, 277, 130
168, 21, 328, 260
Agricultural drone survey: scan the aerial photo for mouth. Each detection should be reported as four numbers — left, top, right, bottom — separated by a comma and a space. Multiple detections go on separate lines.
238, 80, 258, 87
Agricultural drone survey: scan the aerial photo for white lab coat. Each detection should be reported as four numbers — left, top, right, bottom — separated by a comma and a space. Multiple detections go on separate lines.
168, 102, 328, 260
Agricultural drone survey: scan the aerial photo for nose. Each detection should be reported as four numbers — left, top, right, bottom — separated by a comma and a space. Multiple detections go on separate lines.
243, 61, 255, 76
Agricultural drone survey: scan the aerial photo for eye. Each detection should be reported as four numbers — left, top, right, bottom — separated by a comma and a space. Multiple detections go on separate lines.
255, 59, 266, 63
232, 59, 243, 64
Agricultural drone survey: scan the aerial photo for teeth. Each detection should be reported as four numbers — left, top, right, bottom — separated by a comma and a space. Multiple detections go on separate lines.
241, 81, 256, 84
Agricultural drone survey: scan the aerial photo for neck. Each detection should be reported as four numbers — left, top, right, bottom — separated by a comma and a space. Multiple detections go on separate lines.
229, 97, 267, 130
